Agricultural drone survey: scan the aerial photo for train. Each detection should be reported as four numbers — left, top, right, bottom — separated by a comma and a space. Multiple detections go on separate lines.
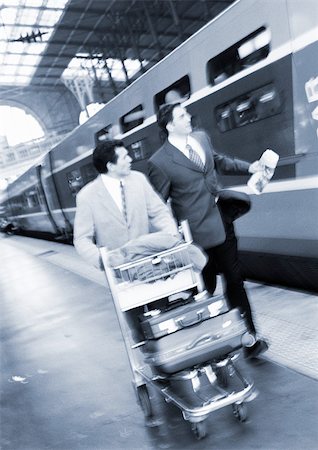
1, 0, 317, 292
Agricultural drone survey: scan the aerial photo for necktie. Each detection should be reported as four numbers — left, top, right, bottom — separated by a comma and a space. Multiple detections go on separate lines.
119, 180, 128, 224
186, 144, 205, 171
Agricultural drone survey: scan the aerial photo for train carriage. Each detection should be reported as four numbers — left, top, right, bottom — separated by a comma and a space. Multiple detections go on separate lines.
1, 0, 317, 291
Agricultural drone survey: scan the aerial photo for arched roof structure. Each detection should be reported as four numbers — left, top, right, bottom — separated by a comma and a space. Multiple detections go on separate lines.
0, 0, 235, 102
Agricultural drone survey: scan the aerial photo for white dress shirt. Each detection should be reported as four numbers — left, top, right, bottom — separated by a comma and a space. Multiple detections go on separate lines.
101, 174, 125, 213
168, 135, 206, 165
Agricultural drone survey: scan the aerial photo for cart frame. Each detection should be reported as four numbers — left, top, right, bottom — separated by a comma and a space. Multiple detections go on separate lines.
100, 221, 255, 440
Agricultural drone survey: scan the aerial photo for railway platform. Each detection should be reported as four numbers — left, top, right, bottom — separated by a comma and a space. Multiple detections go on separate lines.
0, 234, 317, 450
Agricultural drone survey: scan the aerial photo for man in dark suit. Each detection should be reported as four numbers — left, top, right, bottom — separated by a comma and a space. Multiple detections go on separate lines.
148, 102, 268, 358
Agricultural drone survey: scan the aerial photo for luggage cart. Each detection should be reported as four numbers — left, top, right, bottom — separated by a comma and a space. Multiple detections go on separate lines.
100, 222, 256, 440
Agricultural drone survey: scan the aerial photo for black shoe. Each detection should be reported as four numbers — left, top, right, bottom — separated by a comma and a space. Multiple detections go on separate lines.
244, 339, 269, 359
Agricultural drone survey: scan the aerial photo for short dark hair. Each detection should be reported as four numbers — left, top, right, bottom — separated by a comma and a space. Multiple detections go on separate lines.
92, 140, 124, 174
157, 102, 181, 135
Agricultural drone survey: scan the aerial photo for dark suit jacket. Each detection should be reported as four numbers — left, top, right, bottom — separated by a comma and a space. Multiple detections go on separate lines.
148, 130, 250, 249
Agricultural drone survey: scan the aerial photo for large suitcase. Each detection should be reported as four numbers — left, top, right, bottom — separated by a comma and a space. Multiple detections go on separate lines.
143, 308, 247, 374
140, 292, 228, 340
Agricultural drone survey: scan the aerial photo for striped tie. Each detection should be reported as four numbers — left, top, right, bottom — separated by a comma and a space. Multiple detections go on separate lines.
186, 144, 205, 171
119, 180, 128, 224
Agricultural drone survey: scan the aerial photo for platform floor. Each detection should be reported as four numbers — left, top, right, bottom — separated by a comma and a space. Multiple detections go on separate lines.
1, 235, 317, 450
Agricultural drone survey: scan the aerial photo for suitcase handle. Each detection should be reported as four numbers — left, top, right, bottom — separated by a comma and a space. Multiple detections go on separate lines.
186, 333, 220, 350
176, 310, 204, 328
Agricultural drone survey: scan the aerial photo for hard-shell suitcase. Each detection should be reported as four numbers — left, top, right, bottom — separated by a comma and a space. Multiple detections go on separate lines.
143, 308, 248, 374
140, 292, 228, 340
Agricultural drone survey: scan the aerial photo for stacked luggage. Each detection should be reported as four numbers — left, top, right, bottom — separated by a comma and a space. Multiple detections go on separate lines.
100, 232, 256, 440
140, 291, 249, 374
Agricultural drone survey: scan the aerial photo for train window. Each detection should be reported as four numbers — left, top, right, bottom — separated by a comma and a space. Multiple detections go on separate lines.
154, 75, 191, 110
24, 189, 40, 208
17, 196, 24, 210
19, 149, 28, 158
95, 125, 112, 145
67, 169, 84, 196
215, 105, 235, 132
126, 140, 148, 162
6, 152, 16, 163
120, 105, 144, 133
207, 27, 271, 86
215, 83, 282, 132
10, 196, 23, 214
234, 97, 257, 126
80, 163, 98, 184
255, 85, 282, 119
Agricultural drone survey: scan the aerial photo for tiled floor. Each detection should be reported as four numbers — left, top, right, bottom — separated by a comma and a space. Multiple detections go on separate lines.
5, 234, 318, 380
1, 234, 318, 450
249, 284, 318, 380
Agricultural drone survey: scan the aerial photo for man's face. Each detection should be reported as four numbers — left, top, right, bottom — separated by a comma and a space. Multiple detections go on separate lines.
168, 105, 192, 136
110, 146, 132, 178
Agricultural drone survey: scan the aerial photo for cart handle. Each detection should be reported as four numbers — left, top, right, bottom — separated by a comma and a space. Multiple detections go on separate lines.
186, 332, 221, 350
176, 310, 204, 328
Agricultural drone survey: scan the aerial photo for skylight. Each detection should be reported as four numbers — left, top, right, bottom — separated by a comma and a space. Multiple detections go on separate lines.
0, 0, 69, 86
62, 56, 145, 83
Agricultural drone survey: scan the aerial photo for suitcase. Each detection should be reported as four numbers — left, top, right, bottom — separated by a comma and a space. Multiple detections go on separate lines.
143, 308, 247, 374
140, 292, 228, 340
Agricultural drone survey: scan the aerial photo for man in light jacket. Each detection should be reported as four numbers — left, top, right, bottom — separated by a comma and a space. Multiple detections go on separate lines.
74, 139, 180, 342
74, 139, 179, 270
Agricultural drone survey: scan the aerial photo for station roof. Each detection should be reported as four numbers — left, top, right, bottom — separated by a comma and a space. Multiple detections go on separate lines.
0, 0, 235, 96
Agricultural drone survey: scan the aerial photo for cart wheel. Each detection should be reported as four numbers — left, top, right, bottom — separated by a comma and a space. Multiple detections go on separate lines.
215, 366, 228, 388
137, 384, 153, 418
191, 421, 207, 440
232, 402, 248, 422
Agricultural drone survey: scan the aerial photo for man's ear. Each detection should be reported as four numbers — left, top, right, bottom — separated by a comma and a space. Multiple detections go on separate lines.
106, 161, 113, 173
166, 122, 173, 133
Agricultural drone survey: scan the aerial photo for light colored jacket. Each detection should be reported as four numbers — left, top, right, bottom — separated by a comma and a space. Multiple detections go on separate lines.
73, 171, 178, 269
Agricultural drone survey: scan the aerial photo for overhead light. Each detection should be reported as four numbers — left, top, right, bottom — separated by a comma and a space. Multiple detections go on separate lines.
259, 91, 276, 103
238, 28, 271, 59
238, 41, 254, 59
75, 52, 90, 58
254, 29, 271, 50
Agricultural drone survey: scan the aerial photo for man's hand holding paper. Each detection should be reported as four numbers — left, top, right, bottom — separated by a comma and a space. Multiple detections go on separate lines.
248, 149, 279, 195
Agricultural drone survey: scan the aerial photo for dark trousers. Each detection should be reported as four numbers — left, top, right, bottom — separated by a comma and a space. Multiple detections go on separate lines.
202, 220, 256, 334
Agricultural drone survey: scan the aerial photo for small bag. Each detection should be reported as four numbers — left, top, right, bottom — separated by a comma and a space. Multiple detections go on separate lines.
140, 291, 228, 340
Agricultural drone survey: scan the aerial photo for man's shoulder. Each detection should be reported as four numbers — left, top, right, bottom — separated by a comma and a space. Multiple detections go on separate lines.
130, 169, 146, 178
149, 141, 169, 164
76, 176, 100, 199
128, 170, 149, 185
191, 129, 214, 151
191, 129, 210, 141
